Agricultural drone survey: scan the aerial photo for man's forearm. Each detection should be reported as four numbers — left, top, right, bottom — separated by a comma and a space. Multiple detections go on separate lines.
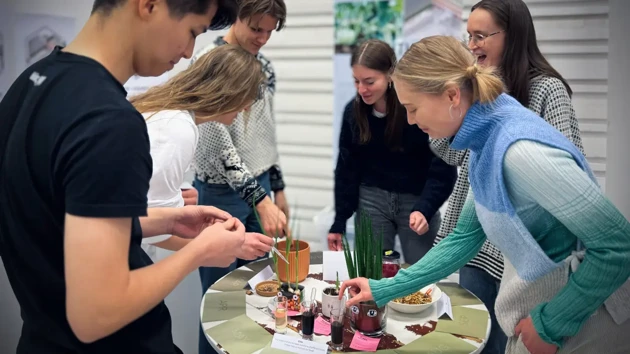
139, 208, 176, 238
155, 235, 192, 251
71, 244, 201, 343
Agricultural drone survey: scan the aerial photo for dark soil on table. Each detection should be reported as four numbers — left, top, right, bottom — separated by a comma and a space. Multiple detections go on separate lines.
405, 320, 437, 336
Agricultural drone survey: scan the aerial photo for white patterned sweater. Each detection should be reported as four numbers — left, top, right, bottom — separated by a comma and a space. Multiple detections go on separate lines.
430, 76, 585, 280
190, 37, 284, 206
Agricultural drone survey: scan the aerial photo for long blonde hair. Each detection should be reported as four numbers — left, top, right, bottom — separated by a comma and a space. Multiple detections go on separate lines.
130, 44, 265, 120
393, 35, 504, 104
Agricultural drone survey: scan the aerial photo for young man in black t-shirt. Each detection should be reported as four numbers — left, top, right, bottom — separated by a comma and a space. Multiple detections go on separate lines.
0, 0, 273, 353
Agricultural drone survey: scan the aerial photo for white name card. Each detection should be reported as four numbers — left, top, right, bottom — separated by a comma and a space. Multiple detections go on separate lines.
270, 333, 329, 354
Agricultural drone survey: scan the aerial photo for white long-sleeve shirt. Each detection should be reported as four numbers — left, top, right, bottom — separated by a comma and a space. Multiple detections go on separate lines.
141, 110, 198, 247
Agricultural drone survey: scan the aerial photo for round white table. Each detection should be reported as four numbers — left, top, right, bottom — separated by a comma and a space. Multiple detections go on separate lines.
200, 253, 491, 353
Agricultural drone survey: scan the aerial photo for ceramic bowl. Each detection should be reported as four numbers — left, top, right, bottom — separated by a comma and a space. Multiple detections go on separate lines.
387, 284, 442, 314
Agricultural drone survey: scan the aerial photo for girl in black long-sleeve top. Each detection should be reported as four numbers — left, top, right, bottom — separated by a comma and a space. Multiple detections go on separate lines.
327, 39, 457, 264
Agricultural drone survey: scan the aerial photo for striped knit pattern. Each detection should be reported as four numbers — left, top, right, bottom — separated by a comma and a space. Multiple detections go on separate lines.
190, 37, 284, 206
431, 75, 584, 280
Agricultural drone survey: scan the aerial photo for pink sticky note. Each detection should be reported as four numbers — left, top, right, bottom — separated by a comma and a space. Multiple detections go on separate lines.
287, 310, 300, 317
350, 332, 380, 352
314, 316, 331, 335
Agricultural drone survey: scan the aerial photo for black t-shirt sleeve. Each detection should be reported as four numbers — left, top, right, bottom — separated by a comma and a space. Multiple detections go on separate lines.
55, 109, 152, 218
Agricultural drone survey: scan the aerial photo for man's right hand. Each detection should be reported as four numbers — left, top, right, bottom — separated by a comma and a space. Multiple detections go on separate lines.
236, 233, 274, 260
255, 196, 287, 237
327, 233, 343, 251
190, 218, 245, 267
190, 218, 274, 267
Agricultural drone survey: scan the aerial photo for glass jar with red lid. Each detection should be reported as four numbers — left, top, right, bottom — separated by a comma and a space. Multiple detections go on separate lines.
382, 250, 401, 278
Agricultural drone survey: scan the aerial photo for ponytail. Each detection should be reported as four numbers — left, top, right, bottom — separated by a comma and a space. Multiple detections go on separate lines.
466, 64, 505, 103
393, 35, 506, 104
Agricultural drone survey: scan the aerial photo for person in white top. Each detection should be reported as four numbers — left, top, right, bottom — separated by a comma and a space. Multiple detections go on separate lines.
129, 44, 268, 254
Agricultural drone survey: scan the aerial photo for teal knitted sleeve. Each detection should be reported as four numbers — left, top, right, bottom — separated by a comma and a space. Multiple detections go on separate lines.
369, 189, 487, 307
503, 141, 630, 346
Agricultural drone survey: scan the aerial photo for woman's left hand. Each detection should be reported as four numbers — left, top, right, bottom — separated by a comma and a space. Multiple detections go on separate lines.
181, 187, 198, 206
515, 316, 558, 354
274, 190, 290, 220
409, 211, 429, 235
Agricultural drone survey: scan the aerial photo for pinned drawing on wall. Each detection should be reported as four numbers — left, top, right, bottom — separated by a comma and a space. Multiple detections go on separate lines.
0, 3, 10, 101
403, 0, 464, 46
334, 0, 404, 55
25, 27, 66, 66
331, 0, 464, 167
14, 14, 76, 74
0, 32, 6, 101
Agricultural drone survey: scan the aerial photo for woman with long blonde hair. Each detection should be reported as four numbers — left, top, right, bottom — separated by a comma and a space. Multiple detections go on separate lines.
341, 36, 630, 354
130, 43, 267, 254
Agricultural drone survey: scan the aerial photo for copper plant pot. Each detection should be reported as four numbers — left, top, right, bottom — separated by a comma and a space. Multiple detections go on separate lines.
276, 240, 310, 283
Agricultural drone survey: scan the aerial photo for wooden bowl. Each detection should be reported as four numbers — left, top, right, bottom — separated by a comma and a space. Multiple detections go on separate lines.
255, 280, 280, 297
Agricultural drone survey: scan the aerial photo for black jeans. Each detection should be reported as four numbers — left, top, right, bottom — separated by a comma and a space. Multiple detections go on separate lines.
358, 185, 441, 264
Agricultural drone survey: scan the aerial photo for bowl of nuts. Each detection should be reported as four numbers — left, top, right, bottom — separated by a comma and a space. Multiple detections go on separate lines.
255, 280, 280, 297
388, 284, 441, 314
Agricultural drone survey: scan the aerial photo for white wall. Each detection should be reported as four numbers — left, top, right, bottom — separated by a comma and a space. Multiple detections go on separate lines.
606, 0, 630, 219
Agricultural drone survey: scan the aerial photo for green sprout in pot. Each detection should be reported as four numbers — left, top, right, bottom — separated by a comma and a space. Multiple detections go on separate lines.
292, 221, 303, 302
341, 210, 383, 281
252, 197, 282, 289
341, 209, 386, 337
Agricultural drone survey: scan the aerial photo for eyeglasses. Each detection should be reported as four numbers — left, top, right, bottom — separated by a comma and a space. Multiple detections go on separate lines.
468, 30, 504, 46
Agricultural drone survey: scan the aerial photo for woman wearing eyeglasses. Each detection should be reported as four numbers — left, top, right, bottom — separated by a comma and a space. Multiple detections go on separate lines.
429, 1, 585, 353
129, 44, 265, 254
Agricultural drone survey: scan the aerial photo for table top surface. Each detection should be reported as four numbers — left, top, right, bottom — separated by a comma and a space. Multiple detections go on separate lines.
200, 252, 490, 353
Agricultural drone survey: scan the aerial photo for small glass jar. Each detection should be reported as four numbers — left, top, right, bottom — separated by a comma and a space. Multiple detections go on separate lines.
382, 250, 401, 278
274, 295, 288, 334
330, 306, 346, 351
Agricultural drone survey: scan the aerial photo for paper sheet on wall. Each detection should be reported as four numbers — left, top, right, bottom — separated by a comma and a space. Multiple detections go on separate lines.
0, 3, 12, 101
14, 14, 76, 74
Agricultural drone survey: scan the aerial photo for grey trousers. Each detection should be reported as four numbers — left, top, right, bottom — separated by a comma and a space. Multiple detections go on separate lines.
358, 185, 441, 265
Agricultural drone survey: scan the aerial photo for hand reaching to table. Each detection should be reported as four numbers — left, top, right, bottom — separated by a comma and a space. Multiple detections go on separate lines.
339, 277, 374, 307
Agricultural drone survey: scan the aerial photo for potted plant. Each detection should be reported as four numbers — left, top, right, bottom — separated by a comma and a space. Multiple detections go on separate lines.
253, 202, 310, 311
342, 210, 386, 337
322, 272, 342, 318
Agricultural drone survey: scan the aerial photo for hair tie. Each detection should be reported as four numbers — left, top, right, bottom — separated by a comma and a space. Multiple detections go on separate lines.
466, 64, 478, 78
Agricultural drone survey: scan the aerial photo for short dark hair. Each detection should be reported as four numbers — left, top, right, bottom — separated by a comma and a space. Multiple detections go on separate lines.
238, 0, 287, 31
91, 0, 237, 30
471, 0, 572, 106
